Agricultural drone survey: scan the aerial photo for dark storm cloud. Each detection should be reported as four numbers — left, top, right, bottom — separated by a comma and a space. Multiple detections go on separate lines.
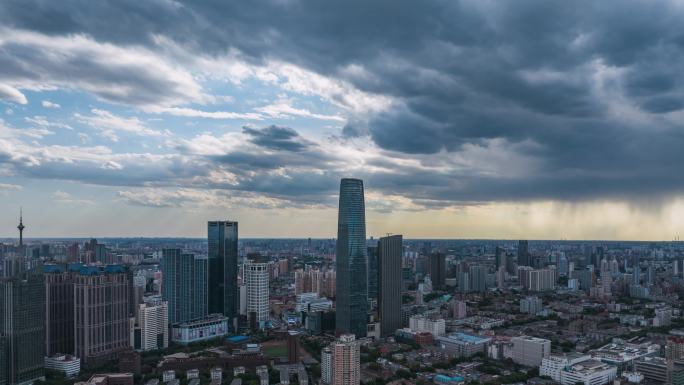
242, 125, 311, 152
3, 0, 684, 206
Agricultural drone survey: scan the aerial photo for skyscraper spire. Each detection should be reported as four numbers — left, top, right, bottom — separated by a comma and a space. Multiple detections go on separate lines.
17, 207, 25, 247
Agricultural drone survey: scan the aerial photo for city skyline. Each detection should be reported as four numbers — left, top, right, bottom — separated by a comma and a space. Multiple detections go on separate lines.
2, 2, 684, 240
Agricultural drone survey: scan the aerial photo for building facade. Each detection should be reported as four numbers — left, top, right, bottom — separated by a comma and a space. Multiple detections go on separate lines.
378, 235, 402, 337
335, 178, 368, 338
244, 260, 269, 328
137, 298, 168, 351
331, 334, 360, 385
161, 249, 207, 324
73, 265, 130, 366
429, 253, 446, 290
44, 264, 76, 356
170, 315, 229, 344
0, 270, 46, 385
207, 221, 239, 326
511, 336, 550, 367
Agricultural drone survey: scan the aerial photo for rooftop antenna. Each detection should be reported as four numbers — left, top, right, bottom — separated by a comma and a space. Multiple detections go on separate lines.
17, 207, 25, 247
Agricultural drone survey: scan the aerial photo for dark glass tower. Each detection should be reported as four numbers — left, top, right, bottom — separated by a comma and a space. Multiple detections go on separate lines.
0, 270, 45, 384
429, 253, 446, 290
517, 240, 530, 267
378, 235, 402, 337
336, 178, 367, 338
207, 221, 238, 325
161, 249, 208, 324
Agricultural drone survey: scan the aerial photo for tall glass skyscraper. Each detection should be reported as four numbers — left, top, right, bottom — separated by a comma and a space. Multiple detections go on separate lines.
161, 249, 207, 324
207, 221, 238, 326
0, 269, 45, 385
336, 178, 367, 337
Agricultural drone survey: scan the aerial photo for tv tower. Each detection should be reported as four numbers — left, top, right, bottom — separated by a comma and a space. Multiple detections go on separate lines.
17, 208, 25, 247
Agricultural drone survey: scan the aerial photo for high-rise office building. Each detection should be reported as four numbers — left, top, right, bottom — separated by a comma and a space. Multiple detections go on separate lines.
74, 265, 129, 366
495, 246, 506, 271
519, 267, 555, 292
633, 255, 641, 285
0, 269, 45, 385
244, 260, 269, 328
335, 178, 367, 338
367, 245, 378, 304
137, 297, 168, 351
332, 334, 360, 385
378, 235, 402, 337
95, 244, 107, 265
469, 265, 487, 293
518, 240, 530, 267
429, 253, 446, 290
44, 264, 76, 356
207, 221, 238, 326
458, 271, 470, 293
161, 249, 207, 324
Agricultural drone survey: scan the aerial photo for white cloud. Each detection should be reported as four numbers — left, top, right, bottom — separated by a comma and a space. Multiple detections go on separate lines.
52, 190, 95, 205
0, 84, 27, 104
0, 183, 22, 191
144, 106, 262, 120
25, 115, 72, 130
75, 109, 166, 141
41, 100, 60, 108
0, 28, 209, 108
255, 98, 345, 121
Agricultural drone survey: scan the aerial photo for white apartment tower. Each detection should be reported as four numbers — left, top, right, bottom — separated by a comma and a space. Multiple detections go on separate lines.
138, 298, 169, 351
245, 260, 270, 327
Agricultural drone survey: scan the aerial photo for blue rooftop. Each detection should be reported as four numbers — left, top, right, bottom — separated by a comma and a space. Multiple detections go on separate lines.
105, 264, 125, 274
79, 266, 101, 276
434, 375, 465, 383
227, 335, 249, 343
68, 263, 84, 272
450, 332, 489, 343
43, 264, 64, 273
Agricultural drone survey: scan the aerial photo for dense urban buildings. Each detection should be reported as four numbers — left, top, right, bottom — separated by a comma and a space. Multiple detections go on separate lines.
7, 178, 684, 385
335, 178, 368, 338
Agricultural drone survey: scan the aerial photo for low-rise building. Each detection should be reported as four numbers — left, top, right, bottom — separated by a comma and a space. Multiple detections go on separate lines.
170, 314, 229, 344
409, 315, 445, 336
45, 354, 81, 378
590, 339, 660, 372
540, 353, 591, 382
162, 370, 175, 382
560, 358, 617, 385
436, 332, 491, 358
186, 369, 199, 379
211, 367, 223, 381
633, 357, 667, 383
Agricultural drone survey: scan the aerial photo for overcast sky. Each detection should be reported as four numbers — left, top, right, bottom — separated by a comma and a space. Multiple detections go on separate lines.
2, 0, 684, 240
